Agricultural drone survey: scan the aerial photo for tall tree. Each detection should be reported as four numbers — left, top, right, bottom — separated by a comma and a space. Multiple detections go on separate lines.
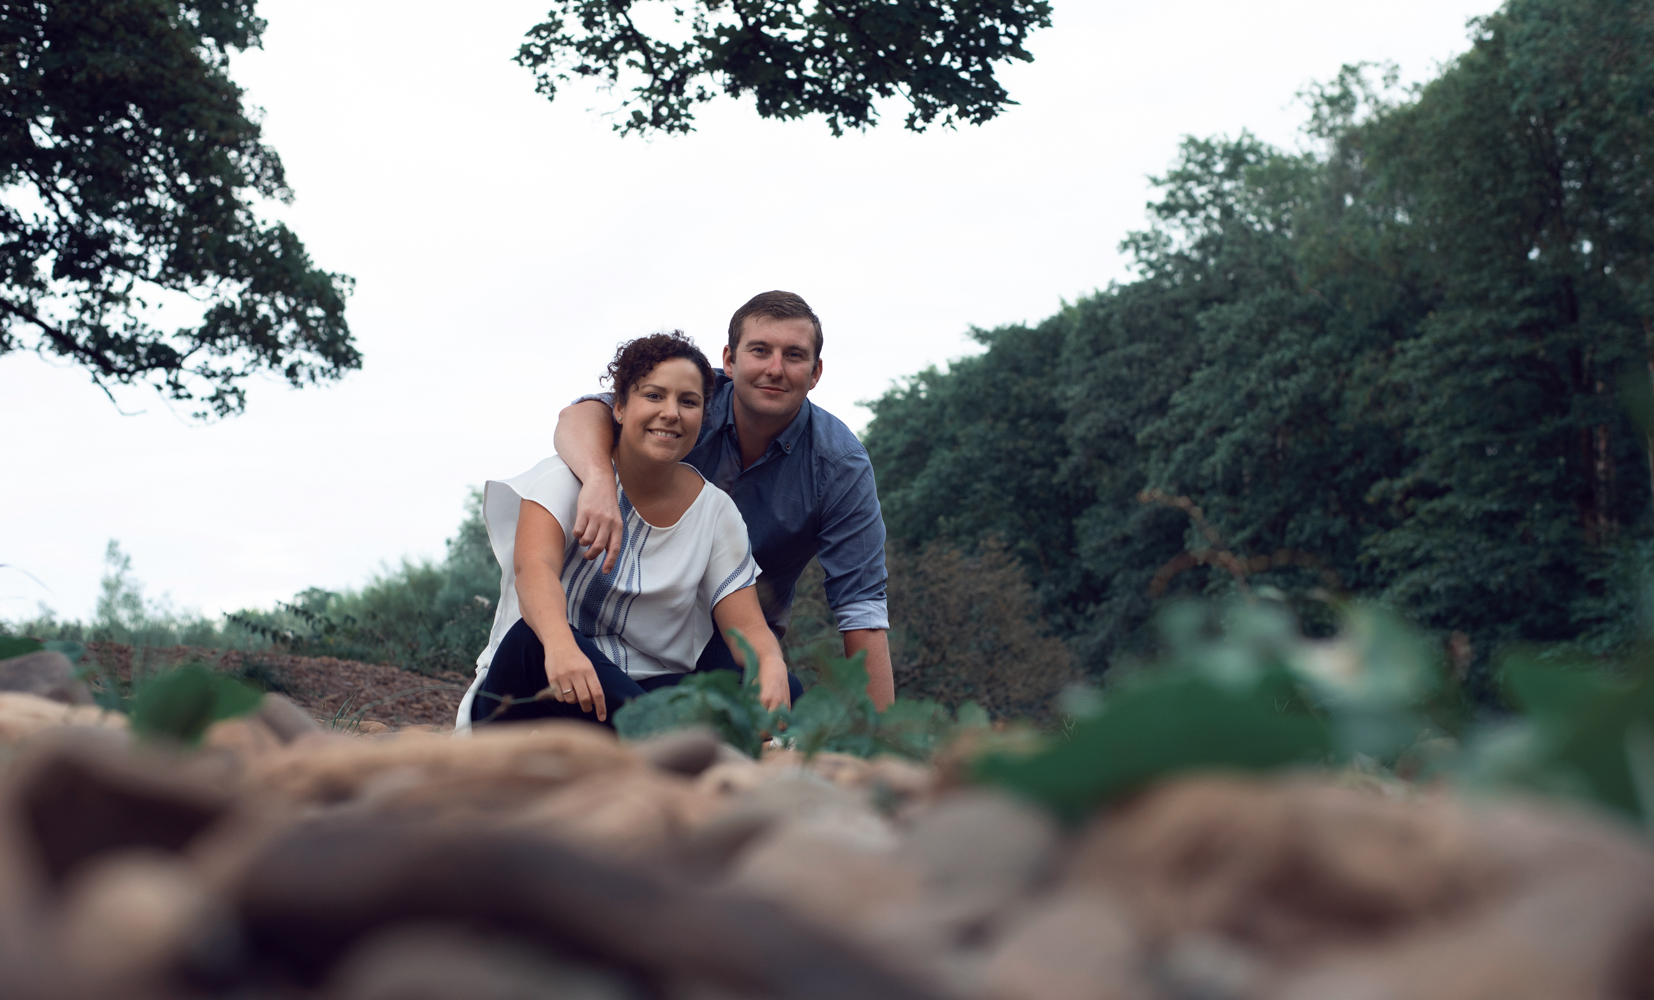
1, 0, 356, 416
1357, 0, 1654, 647
864, 0, 1654, 676
517, 0, 1053, 136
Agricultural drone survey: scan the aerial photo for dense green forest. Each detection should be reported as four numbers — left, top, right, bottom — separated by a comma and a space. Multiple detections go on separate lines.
862, 0, 1654, 685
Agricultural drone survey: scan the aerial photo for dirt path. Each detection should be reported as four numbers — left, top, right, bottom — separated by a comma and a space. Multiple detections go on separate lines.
84, 642, 470, 730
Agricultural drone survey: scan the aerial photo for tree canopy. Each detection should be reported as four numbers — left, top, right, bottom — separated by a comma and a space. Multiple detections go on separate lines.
863, 0, 1654, 680
517, 0, 1053, 136
1, 0, 356, 416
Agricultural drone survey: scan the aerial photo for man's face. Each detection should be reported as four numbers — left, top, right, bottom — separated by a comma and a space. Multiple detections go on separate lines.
723, 314, 822, 423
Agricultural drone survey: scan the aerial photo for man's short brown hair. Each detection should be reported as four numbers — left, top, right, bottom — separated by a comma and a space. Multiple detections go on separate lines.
728, 290, 823, 361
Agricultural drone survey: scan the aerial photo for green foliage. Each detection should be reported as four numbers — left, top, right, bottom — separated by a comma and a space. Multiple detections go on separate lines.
976, 600, 1443, 820
1, 0, 356, 416
615, 638, 979, 761
863, 0, 1654, 679
1458, 653, 1654, 822
885, 539, 1074, 721
128, 662, 263, 745
980, 666, 1332, 822
974, 590, 1654, 828
0, 636, 42, 660
614, 668, 777, 758
782, 546, 1074, 720
787, 651, 967, 760
516, 0, 1053, 136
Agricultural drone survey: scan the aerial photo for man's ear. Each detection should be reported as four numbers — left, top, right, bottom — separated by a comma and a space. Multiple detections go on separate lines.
810, 357, 823, 391
722, 343, 734, 371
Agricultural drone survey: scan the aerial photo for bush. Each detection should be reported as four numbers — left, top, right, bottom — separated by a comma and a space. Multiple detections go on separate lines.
783, 540, 1075, 721
887, 538, 1075, 720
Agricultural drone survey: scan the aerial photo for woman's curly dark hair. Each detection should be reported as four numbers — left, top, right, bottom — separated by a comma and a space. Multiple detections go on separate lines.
603, 330, 715, 404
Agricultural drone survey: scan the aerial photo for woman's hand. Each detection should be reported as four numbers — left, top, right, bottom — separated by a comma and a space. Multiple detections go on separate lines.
756, 657, 792, 712
544, 644, 607, 722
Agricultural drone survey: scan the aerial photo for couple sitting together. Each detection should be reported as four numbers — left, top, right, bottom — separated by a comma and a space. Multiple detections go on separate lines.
455, 291, 893, 732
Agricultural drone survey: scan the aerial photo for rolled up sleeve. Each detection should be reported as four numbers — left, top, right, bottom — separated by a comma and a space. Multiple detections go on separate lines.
816, 449, 889, 631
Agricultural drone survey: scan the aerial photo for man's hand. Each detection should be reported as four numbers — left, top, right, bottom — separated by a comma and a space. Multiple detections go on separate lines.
555, 399, 623, 574
572, 477, 624, 575
756, 658, 792, 712
544, 646, 607, 722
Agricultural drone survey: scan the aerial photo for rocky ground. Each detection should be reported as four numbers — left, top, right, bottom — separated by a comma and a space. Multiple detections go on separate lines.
81, 642, 468, 730
0, 649, 1652, 1000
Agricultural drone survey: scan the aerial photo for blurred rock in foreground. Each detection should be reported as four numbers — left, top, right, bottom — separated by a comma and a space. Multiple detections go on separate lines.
0, 693, 1650, 1000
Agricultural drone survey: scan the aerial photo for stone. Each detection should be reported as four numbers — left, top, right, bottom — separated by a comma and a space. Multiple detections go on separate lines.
684, 772, 899, 877
894, 790, 1059, 932
726, 821, 924, 931
233, 816, 948, 1000
245, 721, 637, 805
255, 692, 322, 743
326, 923, 640, 1000
0, 650, 90, 704
503, 769, 717, 857
979, 890, 1149, 1000
203, 716, 285, 757
1155, 933, 1266, 1000
1268, 800, 1654, 1000
805, 752, 875, 788
0, 691, 125, 747
51, 850, 229, 996
695, 757, 768, 798
5, 733, 232, 884
631, 726, 726, 776
1065, 774, 1654, 1000
1067, 775, 1499, 954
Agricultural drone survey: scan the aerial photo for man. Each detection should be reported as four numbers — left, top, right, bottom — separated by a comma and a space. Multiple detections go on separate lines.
554, 290, 895, 708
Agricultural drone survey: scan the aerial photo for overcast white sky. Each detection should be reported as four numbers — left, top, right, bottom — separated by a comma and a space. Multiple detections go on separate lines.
2, 0, 1498, 623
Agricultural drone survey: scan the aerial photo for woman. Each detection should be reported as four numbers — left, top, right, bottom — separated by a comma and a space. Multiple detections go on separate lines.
455, 332, 795, 732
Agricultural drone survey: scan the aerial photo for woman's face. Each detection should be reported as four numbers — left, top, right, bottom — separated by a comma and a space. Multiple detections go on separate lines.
612, 357, 705, 465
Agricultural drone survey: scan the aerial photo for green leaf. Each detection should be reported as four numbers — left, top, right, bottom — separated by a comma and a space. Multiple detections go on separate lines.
975, 667, 1334, 822
726, 628, 761, 687
0, 636, 44, 661
614, 671, 772, 757
1486, 658, 1654, 820
130, 663, 264, 745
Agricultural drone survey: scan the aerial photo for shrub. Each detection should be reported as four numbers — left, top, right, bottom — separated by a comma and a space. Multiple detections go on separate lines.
783, 540, 1075, 721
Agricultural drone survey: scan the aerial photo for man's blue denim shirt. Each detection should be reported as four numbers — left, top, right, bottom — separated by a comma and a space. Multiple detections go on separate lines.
578, 370, 888, 634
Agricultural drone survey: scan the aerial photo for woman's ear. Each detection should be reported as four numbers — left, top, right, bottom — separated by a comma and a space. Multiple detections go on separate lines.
611, 398, 625, 425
